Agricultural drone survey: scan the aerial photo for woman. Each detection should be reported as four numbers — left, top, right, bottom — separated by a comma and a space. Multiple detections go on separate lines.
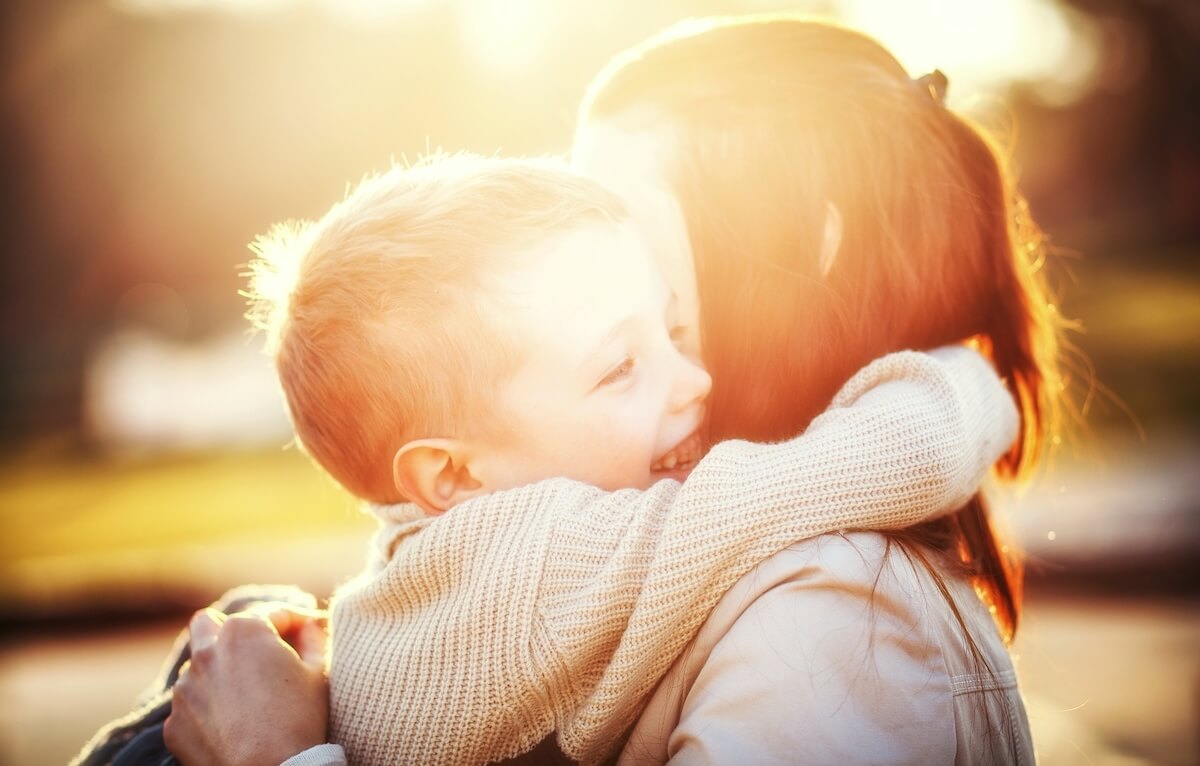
571, 17, 1062, 764
165, 16, 1064, 765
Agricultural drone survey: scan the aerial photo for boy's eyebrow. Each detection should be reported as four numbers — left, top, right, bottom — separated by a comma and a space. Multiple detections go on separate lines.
580, 317, 636, 371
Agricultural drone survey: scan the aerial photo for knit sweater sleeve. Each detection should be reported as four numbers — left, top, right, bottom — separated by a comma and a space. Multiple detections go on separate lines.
328, 346, 1016, 766
540, 345, 1018, 761
279, 744, 347, 766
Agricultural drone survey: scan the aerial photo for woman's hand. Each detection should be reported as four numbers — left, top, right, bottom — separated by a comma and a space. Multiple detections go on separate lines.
163, 607, 331, 766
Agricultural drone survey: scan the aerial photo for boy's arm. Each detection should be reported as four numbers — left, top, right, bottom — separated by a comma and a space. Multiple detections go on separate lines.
547, 345, 1017, 588
701, 344, 1018, 531
535, 345, 1018, 758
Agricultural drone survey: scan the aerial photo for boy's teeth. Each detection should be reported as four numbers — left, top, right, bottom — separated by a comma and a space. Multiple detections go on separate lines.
654, 432, 702, 473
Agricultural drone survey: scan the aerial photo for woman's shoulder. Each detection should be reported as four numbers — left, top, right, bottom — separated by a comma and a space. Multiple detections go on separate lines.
697, 531, 1018, 685
672, 533, 943, 673
729, 531, 934, 598
733, 532, 1018, 692
623, 533, 966, 764
623, 533, 1030, 766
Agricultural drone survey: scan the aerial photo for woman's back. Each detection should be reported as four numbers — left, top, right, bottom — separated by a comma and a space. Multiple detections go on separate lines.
621, 531, 1034, 765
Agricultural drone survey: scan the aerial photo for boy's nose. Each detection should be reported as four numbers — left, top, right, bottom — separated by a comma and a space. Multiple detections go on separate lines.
671, 353, 712, 411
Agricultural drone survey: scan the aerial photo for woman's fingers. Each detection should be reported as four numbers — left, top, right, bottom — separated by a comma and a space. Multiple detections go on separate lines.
165, 608, 331, 766
294, 618, 330, 666
188, 602, 329, 673
240, 602, 330, 666
188, 607, 225, 651
260, 603, 328, 635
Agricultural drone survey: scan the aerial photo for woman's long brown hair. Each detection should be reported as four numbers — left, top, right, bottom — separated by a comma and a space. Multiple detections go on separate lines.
580, 16, 1066, 643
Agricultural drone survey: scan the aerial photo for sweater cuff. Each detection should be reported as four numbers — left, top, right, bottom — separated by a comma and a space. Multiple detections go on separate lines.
280, 744, 346, 766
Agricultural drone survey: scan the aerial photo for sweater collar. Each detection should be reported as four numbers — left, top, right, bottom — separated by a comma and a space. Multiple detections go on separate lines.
367, 501, 427, 525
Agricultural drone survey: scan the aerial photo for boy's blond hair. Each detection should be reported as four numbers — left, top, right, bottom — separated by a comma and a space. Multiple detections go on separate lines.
247, 154, 626, 503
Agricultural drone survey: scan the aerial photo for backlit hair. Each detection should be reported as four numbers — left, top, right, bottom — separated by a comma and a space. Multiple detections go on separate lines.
247, 154, 625, 503
580, 16, 1072, 642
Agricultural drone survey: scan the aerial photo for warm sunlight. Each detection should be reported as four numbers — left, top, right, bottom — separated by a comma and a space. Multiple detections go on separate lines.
841, 0, 1101, 102
111, 0, 1103, 97
4, 1, 1197, 764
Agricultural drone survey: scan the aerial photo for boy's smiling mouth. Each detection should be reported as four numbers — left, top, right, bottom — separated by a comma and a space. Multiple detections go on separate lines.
650, 428, 704, 477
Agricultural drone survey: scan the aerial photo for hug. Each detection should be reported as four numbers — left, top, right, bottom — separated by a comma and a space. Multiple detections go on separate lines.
82, 14, 1064, 766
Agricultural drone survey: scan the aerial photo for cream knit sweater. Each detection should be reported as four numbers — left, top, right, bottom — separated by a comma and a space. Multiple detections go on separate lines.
328, 348, 1018, 766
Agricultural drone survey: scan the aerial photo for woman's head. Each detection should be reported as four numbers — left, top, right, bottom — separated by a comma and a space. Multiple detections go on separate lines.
574, 16, 1062, 482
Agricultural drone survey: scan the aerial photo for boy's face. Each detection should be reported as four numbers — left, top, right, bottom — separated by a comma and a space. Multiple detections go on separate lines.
477, 220, 711, 492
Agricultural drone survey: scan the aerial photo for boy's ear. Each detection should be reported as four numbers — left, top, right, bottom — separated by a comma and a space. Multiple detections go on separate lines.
392, 439, 486, 516
818, 202, 843, 278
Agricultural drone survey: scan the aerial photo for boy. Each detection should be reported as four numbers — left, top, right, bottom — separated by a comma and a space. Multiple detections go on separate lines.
244, 154, 1017, 766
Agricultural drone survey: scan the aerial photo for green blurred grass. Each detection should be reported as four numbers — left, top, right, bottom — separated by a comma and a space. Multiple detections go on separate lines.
1057, 254, 1200, 433
0, 447, 374, 614
2, 447, 366, 559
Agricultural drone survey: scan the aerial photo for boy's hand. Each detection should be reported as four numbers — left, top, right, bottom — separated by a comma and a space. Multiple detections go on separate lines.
164, 609, 330, 766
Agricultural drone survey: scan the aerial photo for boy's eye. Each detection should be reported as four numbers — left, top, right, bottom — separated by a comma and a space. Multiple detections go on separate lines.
599, 356, 636, 387
669, 324, 689, 348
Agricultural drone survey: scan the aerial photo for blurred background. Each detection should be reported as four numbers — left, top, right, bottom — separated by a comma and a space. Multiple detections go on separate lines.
0, 0, 1197, 763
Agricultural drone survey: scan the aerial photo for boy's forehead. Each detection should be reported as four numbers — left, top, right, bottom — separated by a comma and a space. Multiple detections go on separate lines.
522, 220, 659, 297
501, 220, 664, 337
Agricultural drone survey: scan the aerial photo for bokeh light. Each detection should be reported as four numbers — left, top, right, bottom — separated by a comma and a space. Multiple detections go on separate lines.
1, 1, 1197, 764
